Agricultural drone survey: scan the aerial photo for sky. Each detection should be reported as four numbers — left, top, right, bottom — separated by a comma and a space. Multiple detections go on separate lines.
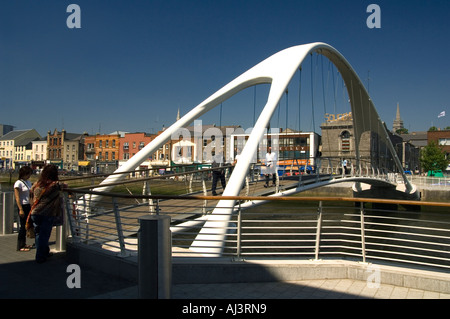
1, 0, 450, 137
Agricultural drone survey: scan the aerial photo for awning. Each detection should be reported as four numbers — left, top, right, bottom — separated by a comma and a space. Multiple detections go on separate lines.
78, 161, 90, 166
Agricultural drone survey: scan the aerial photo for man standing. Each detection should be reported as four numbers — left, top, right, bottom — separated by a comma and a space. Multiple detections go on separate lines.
264, 147, 277, 188
211, 151, 226, 196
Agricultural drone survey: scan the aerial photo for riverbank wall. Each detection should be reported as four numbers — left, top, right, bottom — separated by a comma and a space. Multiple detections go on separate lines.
295, 182, 449, 203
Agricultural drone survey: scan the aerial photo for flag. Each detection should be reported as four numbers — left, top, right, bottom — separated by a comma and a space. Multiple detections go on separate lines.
438, 111, 445, 118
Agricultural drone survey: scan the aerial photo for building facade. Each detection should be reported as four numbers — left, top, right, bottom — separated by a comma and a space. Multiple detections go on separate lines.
320, 113, 356, 168
120, 132, 155, 161
14, 137, 40, 169
0, 129, 41, 169
46, 129, 87, 171
84, 132, 124, 174
118, 132, 155, 173
31, 138, 48, 170
320, 112, 419, 173
428, 129, 450, 160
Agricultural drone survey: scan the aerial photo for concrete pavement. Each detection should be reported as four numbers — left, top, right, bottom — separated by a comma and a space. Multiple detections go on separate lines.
1, 233, 449, 299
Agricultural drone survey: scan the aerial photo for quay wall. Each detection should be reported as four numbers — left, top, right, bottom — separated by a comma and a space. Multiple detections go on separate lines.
294, 182, 449, 203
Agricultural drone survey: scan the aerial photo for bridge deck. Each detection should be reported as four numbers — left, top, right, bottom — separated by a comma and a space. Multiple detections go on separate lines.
69, 173, 400, 250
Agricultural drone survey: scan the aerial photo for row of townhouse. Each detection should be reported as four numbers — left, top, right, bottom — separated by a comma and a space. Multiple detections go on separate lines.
0, 129, 42, 170
0, 124, 244, 174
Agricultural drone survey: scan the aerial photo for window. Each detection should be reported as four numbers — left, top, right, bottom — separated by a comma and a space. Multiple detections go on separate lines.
341, 131, 351, 152
123, 142, 129, 150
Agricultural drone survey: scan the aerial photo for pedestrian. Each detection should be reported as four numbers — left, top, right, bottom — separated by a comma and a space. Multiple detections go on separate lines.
29, 165, 66, 263
264, 147, 277, 188
342, 159, 348, 174
211, 151, 226, 196
14, 166, 33, 251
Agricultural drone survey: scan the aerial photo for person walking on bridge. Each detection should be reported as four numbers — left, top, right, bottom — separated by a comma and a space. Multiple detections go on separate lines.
264, 147, 277, 187
211, 151, 226, 196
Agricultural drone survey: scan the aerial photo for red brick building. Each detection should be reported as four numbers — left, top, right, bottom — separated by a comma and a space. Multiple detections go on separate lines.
428, 129, 450, 157
119, 132, 155, 161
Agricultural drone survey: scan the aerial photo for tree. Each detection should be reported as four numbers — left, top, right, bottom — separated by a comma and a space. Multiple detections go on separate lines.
428, 126, 438, 131
395, 128, 409, 134
420, 141, 449, 172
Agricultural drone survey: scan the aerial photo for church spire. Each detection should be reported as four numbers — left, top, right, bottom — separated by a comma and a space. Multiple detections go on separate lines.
176, 108, 180, 121
393, 102, 404, 132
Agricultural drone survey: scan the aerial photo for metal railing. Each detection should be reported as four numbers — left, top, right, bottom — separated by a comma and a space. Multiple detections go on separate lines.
62, 188, 450, 271
407, 175, 450, 188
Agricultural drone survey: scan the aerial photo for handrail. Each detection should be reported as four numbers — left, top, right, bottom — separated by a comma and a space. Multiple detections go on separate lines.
69, 164, 235, 190
64, 188, 450, 208
60, 163, 211, 182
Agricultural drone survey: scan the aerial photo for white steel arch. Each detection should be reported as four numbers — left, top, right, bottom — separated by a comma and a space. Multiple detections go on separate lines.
94, 42, 412, 256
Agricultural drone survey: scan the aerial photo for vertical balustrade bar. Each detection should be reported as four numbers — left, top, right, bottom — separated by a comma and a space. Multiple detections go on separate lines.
360, 203, 366, 263
65, 192, 79, 241
1, 192, 14, 235
155, 199, 160, 215
112, 197, 127, 256
236, 202, 242, 259
202, 172, 207, 215
82, 194, 90, 242
314, 201, 323, 261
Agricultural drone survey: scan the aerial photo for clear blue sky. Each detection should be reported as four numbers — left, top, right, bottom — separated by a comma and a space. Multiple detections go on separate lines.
1, 0, 449, 137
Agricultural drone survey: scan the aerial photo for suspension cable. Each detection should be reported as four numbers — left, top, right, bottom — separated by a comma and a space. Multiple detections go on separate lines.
298, 66, 302, 132
285, 88, 289, 130
253, 85, 256, 127
310, 53, 315, 132
321, 55, 327, 116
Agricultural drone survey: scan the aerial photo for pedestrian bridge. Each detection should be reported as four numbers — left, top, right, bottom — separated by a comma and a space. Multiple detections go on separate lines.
80, 42, 421, 256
